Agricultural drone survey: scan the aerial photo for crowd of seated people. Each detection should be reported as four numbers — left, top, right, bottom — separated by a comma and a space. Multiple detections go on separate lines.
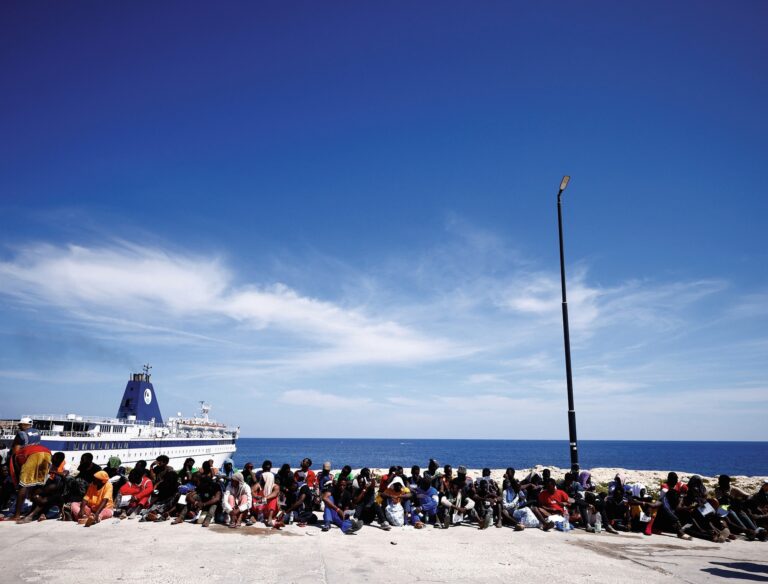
3, 446, 768, 542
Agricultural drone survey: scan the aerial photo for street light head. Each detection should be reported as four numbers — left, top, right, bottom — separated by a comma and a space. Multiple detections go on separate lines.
559, 175, 571, 193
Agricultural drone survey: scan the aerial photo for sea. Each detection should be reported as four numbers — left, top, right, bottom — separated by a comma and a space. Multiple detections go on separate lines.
233, 438, 768, 477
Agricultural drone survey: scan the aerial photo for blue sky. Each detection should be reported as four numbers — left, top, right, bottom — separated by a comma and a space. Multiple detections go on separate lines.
1, 1, 766, 440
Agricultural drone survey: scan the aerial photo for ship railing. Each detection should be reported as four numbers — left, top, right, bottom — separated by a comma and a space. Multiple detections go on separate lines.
26, 414, 156, 426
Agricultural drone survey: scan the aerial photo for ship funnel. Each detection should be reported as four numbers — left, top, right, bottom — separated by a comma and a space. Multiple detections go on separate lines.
116, 369, 164, 424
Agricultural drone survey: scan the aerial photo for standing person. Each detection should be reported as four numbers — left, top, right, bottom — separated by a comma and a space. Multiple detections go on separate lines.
71, 471, 114, 526
17, 452, 68, 523
10, 417, 52, 521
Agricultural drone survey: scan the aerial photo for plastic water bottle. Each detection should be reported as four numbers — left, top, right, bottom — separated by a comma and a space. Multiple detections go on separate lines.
564, 514, 570, 531
594, 512, 602, 534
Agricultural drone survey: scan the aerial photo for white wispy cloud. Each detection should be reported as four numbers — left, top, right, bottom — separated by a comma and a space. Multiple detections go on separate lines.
0, 242, 460, 368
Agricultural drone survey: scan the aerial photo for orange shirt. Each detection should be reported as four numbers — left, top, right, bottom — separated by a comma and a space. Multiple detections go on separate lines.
83, 471, 114, 510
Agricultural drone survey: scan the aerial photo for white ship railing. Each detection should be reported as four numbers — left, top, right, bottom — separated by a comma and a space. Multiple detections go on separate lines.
26, 414, 156, 426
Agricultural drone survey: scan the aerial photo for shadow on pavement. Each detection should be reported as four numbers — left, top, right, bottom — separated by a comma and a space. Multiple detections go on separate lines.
702, 562, 768, 582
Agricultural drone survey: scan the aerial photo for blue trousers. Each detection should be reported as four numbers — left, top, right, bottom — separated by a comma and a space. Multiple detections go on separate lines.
323, 496, 353, 532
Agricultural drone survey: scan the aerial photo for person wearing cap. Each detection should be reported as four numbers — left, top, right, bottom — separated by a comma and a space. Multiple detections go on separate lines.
10, 417, 52, 521
318, 461, 333, 493
222, 472, 252, 528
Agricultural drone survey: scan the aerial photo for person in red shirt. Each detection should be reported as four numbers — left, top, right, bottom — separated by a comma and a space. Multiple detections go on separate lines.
537, 478, 573, 526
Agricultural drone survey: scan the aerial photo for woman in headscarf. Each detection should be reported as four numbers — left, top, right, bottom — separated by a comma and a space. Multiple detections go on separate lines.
71, 471, 114, 526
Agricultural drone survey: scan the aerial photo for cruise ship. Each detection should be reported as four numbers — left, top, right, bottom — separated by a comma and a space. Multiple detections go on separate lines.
0, 366, 238, 468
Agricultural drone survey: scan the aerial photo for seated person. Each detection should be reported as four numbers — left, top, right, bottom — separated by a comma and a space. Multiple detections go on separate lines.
714, 474, 764, 541
412, 476, 440, 527
178, 458, 196, 485
187, 474, 222, 527
438, 480, 476, 528
747, 480, 768, 533
75, 452, 101, 484
677, 475, 731, 542
649, 472, 691, 539
149, 455, 174, 485
321, 475, 362, 533
222, 472, 252, 528
536, 478, 573, 531
352, 468, 390, 530
71, 471, 114, 526
499, 479, 531, 530
603, 480, 631, 532
560, 472, 588, 529
283, 479, 319, 526
252, 471, 280, 527
142, 470, 179, 522
118, 467, 154, 517
472, 475, 498, 529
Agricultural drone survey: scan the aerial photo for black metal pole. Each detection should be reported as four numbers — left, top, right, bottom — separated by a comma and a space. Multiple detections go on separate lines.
557, 183, 579, 475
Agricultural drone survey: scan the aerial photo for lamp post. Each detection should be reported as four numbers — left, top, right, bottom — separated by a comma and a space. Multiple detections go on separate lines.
556, 175, 579, 475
